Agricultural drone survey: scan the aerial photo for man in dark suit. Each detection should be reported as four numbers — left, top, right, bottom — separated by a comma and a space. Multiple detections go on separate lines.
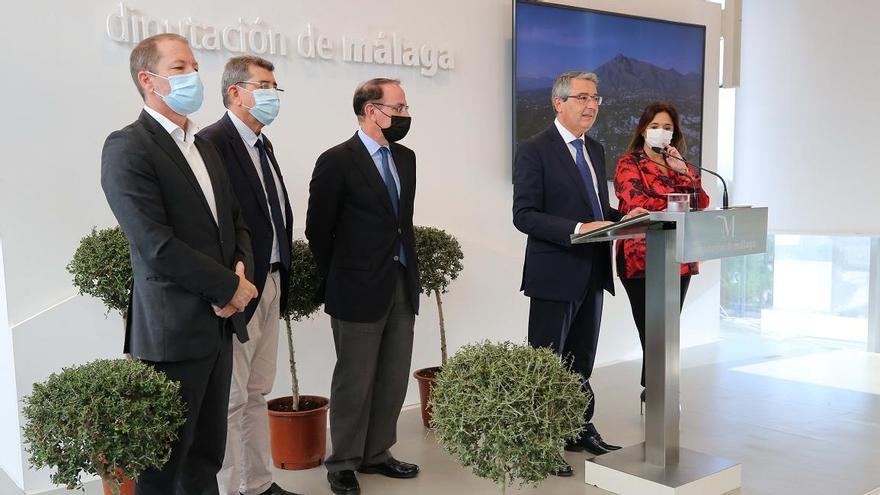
512, 71, 647, 474
199, 55, 299, 495
306, 78, 421, 495
101, 33, 258, 495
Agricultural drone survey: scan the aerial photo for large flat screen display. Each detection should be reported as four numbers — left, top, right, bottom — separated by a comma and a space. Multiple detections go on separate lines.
514, 0, 707, 175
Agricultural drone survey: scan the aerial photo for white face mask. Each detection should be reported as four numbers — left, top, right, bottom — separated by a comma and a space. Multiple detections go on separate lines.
645, 128, 674, 149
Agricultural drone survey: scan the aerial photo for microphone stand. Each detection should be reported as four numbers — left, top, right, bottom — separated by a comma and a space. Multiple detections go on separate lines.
652, 146, 729, 210
637, 151, 701, 211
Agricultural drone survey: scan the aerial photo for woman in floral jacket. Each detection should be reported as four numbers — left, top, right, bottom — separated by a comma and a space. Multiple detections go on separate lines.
613, 101, 710, 411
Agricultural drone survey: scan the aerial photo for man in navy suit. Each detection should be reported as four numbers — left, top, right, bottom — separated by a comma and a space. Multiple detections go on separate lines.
199, 55, 299, 495
512, 71, 647, 474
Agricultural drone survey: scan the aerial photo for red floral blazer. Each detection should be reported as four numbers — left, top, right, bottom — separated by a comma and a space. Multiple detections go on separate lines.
613, 151, 710, 279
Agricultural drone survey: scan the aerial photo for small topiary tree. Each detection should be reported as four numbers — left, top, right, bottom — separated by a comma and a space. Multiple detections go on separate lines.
279, 239, 323, 411
22, 358, 186, 495
430, 341, 589, 493
67, 226, 132, 319
413, 226, 464, 366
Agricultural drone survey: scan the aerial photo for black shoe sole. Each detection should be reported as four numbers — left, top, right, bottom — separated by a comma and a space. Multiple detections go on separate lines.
356, 466, 419, 479
329, 487, 360, 495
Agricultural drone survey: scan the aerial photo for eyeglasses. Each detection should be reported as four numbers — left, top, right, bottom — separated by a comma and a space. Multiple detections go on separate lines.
236, 81, 285, 92
565, 93, 603, 106
371, 102, 411, 113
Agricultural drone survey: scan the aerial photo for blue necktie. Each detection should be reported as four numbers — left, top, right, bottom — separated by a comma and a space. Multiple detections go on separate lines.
571, 138, 603, 220
379, 147, 406, 266
254, 139, 291, 269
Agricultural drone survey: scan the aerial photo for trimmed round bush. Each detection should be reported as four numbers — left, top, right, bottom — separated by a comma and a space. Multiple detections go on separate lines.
430, 341, 589, 491
67, 226, 132, 318
22, 358, 186, 495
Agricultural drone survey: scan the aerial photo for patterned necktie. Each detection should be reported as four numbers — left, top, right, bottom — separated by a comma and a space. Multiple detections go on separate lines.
571, 138, 603, 220
254, 139, 290, 268
379, 147, 406, 266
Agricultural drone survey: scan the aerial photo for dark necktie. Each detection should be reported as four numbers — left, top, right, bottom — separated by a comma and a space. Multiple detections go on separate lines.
571, 138, 604, 220
379, 147, 406, 266
254, 139, 290, 269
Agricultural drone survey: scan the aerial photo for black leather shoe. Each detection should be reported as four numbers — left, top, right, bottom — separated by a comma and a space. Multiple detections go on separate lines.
245, 482, 303, 495
553, 461, 573, 477
564, 440, 585, 452
357, 457, 420, 479
585, 423, 621, 452
328, 470, 360, 495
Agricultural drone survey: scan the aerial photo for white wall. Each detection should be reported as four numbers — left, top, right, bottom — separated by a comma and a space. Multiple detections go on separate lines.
0, 239, 23, 489
0, 0, 723, 491
733, 0, 880, 235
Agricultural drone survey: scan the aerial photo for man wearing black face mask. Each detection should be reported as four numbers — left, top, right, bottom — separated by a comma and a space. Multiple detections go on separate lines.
306, 78, 420, 495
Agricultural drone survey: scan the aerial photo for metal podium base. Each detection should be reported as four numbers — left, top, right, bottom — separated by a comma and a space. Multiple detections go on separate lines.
584, 443, 741, 495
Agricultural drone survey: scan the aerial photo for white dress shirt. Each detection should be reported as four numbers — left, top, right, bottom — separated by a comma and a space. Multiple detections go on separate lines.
143, 105, 218, 224
554, 118, 603, 233
227, 110, 287, 264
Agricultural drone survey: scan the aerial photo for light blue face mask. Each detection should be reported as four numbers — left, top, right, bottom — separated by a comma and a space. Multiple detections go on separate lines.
241, 87, 281, 126
148, 71, 204, 116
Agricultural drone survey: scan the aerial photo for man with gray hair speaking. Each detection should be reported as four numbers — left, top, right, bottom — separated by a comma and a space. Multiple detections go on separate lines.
512, 71, 647, 475
199, 55, 298, 495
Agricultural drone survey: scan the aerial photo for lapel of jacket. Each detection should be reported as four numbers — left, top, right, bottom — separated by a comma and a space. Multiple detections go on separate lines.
348, 132, 396, 217
220, 114, 271, 223
547, 127, 593, 211
195, 135, 224, 230
139, 110, 217, 229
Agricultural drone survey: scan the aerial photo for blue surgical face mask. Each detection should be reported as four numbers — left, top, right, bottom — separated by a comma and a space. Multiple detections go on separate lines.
148, 71, 204, 116
241, 87, 281, 126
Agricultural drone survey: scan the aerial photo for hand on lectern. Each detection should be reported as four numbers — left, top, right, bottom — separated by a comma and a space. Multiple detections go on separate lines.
622, 207, 650, 220
578, 220, 614, 234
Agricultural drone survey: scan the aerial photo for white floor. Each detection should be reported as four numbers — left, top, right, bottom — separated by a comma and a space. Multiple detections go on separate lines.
6, 320, 880, 495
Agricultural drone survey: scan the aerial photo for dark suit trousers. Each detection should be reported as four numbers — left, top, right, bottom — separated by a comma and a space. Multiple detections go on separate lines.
528, 278, 604, 428
325, 267, 415, 473
136, 330, 233, 495
620, 275, 691, 387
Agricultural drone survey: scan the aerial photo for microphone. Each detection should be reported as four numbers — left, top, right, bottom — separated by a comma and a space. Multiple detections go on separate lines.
651, 146, 729, 210
636, 151, 699, 208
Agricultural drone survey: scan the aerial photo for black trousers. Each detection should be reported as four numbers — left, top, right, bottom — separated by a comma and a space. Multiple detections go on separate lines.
136, 332, 233, 495
527, 279, 604, 428
619, 275, 691, 388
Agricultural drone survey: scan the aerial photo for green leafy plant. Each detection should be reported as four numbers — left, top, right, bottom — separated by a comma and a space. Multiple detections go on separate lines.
414, 226, 464, 366
67, 226, 132, 319
430, 341, 588, 493
22, 359, 186, 495
279, 239, 323, 411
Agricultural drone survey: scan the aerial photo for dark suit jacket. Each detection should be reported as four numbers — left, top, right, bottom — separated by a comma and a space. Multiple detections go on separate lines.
512, 124, 623, 302
101, 110, 253, 362
198, 114, 293, 323
305, 132, 420, 322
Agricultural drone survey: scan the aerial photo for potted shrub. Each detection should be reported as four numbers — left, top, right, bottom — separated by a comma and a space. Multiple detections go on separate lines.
22, 359, 185, 495
411, 225, 464, 427
430, 341, 588, 493
67, 226, 132, 320
266, 239, 330, 470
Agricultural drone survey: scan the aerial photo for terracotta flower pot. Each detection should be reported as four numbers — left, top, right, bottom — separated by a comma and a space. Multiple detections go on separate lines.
413, 366, 442, 428
267, 395, 330, 470
102, 476, 134, 495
